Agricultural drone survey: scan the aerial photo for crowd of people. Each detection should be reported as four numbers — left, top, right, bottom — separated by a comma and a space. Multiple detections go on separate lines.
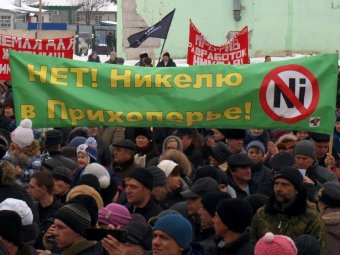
0, 56, 339, 255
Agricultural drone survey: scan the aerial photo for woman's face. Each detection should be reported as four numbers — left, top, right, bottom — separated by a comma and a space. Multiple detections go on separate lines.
165, 140, 178, 151
135, 136, 149, 147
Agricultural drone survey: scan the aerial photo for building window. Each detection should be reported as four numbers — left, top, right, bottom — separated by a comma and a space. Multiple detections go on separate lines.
94, 15, 101, 24
0, 15, 11, 28
15, 14, 26, 23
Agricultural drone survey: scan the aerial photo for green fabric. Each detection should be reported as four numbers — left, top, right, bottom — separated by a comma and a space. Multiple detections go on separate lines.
9, 51, 338, 134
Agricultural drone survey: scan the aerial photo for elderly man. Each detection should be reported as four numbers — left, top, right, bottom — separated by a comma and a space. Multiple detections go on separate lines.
294, 140, 338, 187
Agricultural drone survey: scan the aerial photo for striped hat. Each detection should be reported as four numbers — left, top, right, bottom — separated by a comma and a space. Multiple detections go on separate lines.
55, 203, 91, 236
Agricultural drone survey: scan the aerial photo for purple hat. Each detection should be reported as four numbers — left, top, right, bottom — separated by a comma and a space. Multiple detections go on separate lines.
98, 203, 132, 227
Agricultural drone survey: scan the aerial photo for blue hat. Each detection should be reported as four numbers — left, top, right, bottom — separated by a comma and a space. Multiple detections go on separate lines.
153, 214, 192, 249
246, 140, 266, 155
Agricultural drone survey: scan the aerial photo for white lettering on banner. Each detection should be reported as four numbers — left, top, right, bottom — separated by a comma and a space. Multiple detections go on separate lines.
0, 64, 9, 74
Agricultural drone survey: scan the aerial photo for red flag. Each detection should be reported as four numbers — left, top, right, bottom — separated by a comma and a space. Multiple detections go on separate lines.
187, 20, 249, 65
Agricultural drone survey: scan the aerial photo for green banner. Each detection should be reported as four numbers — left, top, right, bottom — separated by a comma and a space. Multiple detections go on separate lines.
9, 51, 338, 134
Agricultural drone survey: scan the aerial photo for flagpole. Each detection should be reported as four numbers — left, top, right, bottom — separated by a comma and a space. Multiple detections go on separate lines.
158, 38, 167, 63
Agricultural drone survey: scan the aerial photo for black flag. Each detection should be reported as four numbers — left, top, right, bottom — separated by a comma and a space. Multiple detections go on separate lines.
127, 9, 175, 48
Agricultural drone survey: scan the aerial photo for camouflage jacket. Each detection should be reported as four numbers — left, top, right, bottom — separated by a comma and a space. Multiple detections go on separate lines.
250, 202, 325, 253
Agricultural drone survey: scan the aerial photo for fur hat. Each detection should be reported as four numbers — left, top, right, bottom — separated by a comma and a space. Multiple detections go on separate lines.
255, 232, 297, 255
223, 129, 246, 139
82, 163, 110, 189
0, 198, 33, 225
308, 132, 330, 143
134, 128, 152, 141
11, 118, 34, 149
67, 184, 104, 209
216, 198, 253, 233
45, 129, 63, 146
77, 137, 98, 163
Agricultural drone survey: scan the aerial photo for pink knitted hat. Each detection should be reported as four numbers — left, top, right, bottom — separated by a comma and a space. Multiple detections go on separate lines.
255, 232, 297, 255
98, 203, 132, 227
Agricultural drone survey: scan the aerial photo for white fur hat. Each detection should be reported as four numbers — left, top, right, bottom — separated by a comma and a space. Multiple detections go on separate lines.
0, 198, 33, 225
83, 163, 110, 189
157, 160, 178, 178
11, 118, 34, 149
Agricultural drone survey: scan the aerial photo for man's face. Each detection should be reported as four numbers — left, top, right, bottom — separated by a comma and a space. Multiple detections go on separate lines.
113, 147, 133, 165
227, 139, 244, 153
247, 148, 263, 164
213, 213, 227, 238
125, 178, 149, 206
198, 207, 214, 230
53, 219, 79, 249
187, 197, 202, 216
294, 155, 314, 169
274, 178, 297, 203
312, 141, 329, 160
152, 230, 183, 255
28, 178, 44, 201
230, 166, 252, 183
179, 135, 191, 150
53, 179, 70, 196
152, 186, 167, 201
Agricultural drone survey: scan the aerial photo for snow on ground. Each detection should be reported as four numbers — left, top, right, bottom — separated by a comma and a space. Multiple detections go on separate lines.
73, 49, 312, 66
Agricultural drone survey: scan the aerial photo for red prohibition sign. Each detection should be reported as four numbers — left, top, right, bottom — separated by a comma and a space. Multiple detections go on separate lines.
259, 64, 320, 124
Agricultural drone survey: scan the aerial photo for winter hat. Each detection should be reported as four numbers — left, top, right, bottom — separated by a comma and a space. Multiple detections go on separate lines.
0, 210, 22, 246
144, 166, 167, 187
181, 177, 220, 199
247, 140, 266, 155
193, 165, 223, 183
125, 221, 153, 250
98, 203, 132, 227
293, 140, 316, 160
127, 168, 154, 190
55, 203, 91, 236
68, 194, 98, 227
254, 232, 297, 255
52, 166, 73, 185
66, 184, 104, 209
274, 167, 303, 192
227, 154, 253, 170
153, 214, 193, 249
69, 136, 87, 148
269, 152, 295, 171
162, 135, 183, 152
77, 137, 98, 162
294, 234, 320, 255
0, 198, 33, 225
308, 132, 330, 143
216, 198, 253, 233
77, 173, 101, 192
317, 182, 340, 208
201, 191, 231, 217
82, 163, 110, 189
175, 128, 194, 137
157, 160, 178, 178
45, 129, 63, 146
42, 158, 63, 170
134, 128, 152, 141
112, 139, 136, 151
223, 129, 246, 139
11, 118, 34, 149
211, 142, 231, 163
244, 194, 269, 217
